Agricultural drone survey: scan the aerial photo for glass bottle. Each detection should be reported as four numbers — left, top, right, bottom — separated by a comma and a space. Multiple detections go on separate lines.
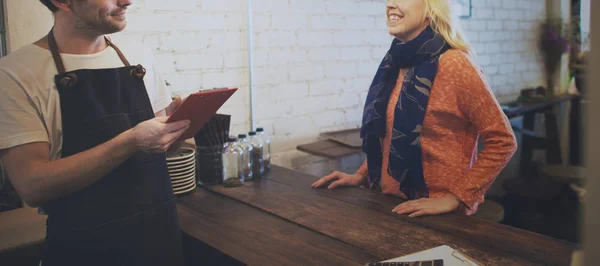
256, 127, 271, 170
236, 134, 254, 181
248, 131, 265, 177
222, 137, 244, 187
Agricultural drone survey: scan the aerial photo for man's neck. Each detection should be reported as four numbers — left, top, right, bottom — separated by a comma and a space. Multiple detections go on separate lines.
35, 23, 109, 55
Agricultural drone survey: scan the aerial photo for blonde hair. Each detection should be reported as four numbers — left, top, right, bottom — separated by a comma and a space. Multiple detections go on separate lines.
424, 0, 474, 56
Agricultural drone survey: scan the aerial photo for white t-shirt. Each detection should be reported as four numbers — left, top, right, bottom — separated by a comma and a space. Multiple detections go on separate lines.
0, 41, 172, 161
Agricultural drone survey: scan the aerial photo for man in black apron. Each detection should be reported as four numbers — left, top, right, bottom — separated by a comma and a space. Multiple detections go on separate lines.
0, 1, 189, 265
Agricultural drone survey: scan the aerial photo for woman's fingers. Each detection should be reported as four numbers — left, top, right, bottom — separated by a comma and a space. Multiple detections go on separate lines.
311, 172, 341, 188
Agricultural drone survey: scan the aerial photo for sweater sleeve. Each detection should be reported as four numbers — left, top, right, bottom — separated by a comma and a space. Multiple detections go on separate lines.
449, 53, 518, 214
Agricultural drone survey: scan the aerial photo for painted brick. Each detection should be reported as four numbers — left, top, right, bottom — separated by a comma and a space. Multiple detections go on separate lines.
145, 0, 197, 10
289, 64, 326, 82
201, 0, 245, 12
297, 31, 334, 47
325, 62, 358, 78
334, 31, 366, 46
346, 17, 376, 30
357, 2, 385, 16
269, 49, 308, 65
175, 53, 223, 71
252, 0, 289, 13
272, 15, 309, 30
312, 110, 347, 128
160, 32, 211, 52
326, 0, 359, 15
310, 15, 346, 30
256, 31, 297, 48
341, 47, 372, 61
270, 83, 310, 101
308, 47, 341, 62
290, 0, 327, 15
253, 66, 288, 86
309, 80, 345, 96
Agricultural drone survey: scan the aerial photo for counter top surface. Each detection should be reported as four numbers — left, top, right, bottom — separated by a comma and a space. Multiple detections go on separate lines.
177, 165, 579, 266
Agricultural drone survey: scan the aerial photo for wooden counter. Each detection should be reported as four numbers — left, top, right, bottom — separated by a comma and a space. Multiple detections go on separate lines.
177, 165, 579, 266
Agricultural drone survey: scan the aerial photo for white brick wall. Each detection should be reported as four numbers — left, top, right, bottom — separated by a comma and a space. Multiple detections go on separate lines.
111, 0, 251, 135
251, 0, 390, 162
106, 0, 547, 168
464, 0, 546, 96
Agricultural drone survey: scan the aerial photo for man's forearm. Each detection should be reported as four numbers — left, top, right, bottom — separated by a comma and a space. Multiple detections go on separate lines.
3, 130, 138, 207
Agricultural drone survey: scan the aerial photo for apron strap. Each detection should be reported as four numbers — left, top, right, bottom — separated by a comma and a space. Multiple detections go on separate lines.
47, 29, 132, 75
105, 37, 131, 67
47, 29, 66, 74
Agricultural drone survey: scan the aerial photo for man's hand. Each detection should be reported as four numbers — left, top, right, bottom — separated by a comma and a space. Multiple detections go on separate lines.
154, 97, 186, 152
165, 96, 182, 116
129, 116, 190, 153
391, 192, 461, 218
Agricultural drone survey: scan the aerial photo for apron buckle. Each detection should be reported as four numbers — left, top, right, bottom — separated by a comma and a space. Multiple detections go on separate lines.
59, 73, 78, 89
131, 64, 146, 79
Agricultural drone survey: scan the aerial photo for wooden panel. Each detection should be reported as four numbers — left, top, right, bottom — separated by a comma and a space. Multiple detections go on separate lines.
206, 173, 551, 266
501, 94, 580, 119
296, 140, 361, 159
177, 188, 380, 266
320, 128, 362, 148
261, 166, 579, 266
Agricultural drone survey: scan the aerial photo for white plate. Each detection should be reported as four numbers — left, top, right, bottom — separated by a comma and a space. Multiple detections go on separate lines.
168, 163, 195, 174
166, 148, 195, 162
167, 155, 195, 167
172, 178, 195, 189
174, 184, 196, 195
169, 167, 195, 179
173, 181, 196, 193
171, 174, 195, 185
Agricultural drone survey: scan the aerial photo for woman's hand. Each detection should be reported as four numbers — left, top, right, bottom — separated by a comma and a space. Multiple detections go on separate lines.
311, 171, 366, 189
392, 192, 461, 218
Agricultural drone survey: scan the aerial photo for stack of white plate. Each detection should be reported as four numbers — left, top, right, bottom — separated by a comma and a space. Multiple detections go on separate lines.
166, 147, 197, 195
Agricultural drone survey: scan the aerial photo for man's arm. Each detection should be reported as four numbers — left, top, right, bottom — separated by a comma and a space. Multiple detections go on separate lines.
0, 117, 190, 207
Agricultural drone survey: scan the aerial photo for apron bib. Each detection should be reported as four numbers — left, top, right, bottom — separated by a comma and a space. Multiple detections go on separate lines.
40, 29, 184, 266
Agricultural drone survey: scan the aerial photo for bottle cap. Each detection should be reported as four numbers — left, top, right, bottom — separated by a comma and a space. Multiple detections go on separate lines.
248, 131, 257, 136
228, 137, 237, 142
256, 128, 264, 132
238, 134, 247, 139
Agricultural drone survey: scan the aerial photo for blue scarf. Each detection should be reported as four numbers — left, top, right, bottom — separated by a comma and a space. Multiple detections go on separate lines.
360, 26, 450, 199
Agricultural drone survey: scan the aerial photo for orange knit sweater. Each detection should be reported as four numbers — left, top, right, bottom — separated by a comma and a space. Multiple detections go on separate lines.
357, 49, 517, 215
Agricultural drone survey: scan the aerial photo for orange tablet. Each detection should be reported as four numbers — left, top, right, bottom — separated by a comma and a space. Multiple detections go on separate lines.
166, 88, 237, 141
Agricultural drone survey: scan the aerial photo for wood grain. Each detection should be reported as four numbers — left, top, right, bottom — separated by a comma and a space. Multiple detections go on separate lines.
207, 177, 547, 265
262, 166, 579, 266
177, 188, 380, 266
296, 140, 362, 159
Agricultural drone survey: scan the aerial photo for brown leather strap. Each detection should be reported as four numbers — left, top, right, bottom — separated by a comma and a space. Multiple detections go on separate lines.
47, 29, 131, 74
104, 36, 131, 67
48, 29, 67, 74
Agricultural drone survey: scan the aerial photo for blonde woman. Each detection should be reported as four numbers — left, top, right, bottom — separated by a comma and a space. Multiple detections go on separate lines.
312, 0, 517, 217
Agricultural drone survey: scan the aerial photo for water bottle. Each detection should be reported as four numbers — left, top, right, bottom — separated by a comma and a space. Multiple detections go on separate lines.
248, 131, 265, 177
256, 127, 271, 170
222, 137, 244, 187
236, 134, 254, 181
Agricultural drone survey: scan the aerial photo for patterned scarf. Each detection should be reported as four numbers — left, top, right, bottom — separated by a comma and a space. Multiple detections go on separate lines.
360, 26, 450, 199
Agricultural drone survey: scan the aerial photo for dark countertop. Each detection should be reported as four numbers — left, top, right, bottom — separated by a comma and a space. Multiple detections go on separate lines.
177, 165, 580, 266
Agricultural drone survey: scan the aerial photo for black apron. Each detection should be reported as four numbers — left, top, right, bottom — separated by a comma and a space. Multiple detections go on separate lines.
40, 30, 184, 266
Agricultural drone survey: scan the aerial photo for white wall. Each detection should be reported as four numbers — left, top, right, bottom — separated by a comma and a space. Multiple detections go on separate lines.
111, 0, 252, 136
251, 0, 549, 166
581, 0, 590, 50
4, 0, 551, 168
462, 0, 546, 96
5, 0, 52, 52
250, 0, 391, 164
